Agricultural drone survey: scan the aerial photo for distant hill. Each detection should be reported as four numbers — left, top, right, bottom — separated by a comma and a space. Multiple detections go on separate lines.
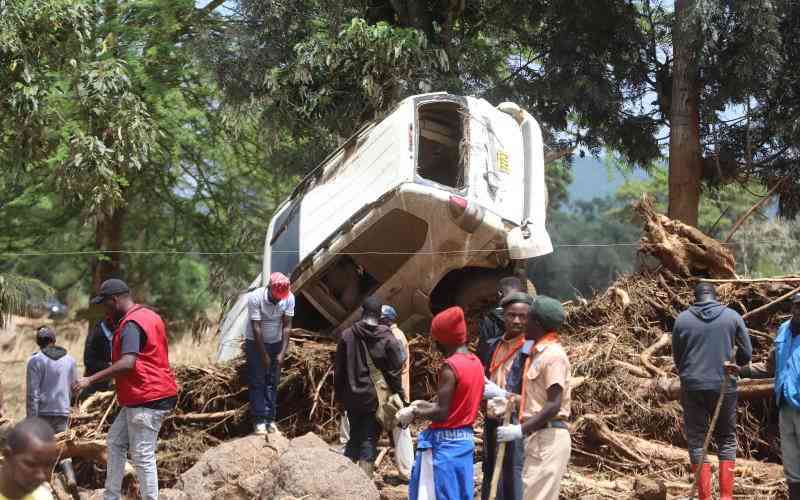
566, 156, 648, 203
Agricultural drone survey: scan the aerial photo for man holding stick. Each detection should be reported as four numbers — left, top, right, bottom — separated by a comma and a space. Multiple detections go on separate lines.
495, 296, 571, 500
740, 293, 800, 499
480, 291, 533, 500
672, 282, 752, 500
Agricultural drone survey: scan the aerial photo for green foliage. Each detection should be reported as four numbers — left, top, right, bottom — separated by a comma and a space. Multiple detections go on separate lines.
606, 155, 766, 238
734, 218, 800, 277
0, 273, 53, 324
544, 160, 574, 212
529, 198, 641, 301
0, 0, 304, 322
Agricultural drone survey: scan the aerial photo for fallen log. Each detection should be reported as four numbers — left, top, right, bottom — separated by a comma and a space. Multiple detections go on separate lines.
579, 414, 784, 481
170, 408, 244, 423
640, 333, 671, 377
78, 390, 115, 414
638, 377, 775, 401
56, 438, 107, 463
563, 470, 784, 499
613, 360, 652, 378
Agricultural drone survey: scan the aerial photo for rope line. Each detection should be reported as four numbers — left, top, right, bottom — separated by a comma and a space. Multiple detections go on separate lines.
0, 239, 790, 258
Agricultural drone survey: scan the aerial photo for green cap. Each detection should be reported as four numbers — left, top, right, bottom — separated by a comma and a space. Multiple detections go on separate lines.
530, 295, 565, 331
500, 291, 532, 309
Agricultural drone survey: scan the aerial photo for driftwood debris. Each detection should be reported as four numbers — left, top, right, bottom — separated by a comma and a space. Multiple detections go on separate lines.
640, 377, 775, 401
579, 414, 784, 480
57, 204, 795, 499
55, 437, 107, 463
634, 196, 736, 278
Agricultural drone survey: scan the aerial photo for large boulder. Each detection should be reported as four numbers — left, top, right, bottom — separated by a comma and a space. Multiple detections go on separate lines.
257, 443, 380, 499
178, 432, 379, 500
178, 433, 290, 500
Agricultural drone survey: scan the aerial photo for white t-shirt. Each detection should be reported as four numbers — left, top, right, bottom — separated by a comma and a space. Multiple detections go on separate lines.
245, 287, 295, 343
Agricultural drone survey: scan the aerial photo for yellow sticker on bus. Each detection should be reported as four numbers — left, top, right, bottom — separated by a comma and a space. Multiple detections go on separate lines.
497, 151, 511, 173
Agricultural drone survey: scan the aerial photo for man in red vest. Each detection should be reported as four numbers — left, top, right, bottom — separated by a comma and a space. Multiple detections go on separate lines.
73, 279, 178, 500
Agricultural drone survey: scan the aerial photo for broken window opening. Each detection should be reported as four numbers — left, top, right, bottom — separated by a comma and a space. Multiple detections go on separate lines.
417, 101, 467, 189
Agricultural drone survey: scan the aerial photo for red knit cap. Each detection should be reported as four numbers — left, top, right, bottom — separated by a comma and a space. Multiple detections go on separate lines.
268, 272, 291, 300
431, 306, 467, 345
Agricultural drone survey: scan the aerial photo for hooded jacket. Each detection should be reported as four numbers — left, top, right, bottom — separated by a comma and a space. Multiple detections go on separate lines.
26, 345, 78, 417
672, 300, 752, 392
334, 320, 406, 414
477, 307, 505, 368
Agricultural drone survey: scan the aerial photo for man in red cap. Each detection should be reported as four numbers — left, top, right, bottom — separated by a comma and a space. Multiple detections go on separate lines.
245, 272, 294, 435
397, 306, 484, 500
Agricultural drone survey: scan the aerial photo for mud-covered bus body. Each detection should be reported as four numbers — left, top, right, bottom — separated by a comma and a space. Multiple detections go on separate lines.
218, 93, 552, 361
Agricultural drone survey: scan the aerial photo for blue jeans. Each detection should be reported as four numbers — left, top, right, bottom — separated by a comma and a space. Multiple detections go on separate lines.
245, 339, 282, 424
104, 407, 167, 500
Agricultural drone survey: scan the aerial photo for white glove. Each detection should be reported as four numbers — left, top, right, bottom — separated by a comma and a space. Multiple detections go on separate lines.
496, 424, 523, 443
396, 406, 416, 427
487, 396, 510, 419
483, 378, 508, 400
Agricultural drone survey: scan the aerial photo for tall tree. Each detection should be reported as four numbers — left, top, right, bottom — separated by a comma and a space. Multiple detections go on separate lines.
1, 0, 302, 318
211, 0, 799, 226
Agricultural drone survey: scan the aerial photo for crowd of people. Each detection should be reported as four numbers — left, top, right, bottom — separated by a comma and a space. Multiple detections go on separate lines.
7, 274, 800, 500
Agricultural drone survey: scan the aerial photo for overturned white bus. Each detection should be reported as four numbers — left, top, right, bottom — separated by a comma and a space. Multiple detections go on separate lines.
218, 93, 552, 361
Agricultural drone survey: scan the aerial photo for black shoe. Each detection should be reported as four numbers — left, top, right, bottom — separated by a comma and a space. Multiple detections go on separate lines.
789, 481, 800, 500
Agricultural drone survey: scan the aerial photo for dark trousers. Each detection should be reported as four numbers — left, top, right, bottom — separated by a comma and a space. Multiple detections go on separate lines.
40, 415, 69, 434
345, 411, 381, 462
245, 339, 282, 424
681, 389, 738, 463
481, 417, 524, 500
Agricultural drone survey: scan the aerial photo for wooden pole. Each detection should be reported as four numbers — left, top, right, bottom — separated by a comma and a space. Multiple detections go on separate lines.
742, 285, 800, 320
488, 405, 513, 500
724, 176, 788, 243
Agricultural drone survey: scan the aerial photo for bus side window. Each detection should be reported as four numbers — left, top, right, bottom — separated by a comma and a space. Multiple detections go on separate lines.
417, 101, 467, 188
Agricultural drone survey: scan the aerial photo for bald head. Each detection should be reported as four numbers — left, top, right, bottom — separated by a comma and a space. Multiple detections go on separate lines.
497, 277, 523, 302
6, 417, 55, 455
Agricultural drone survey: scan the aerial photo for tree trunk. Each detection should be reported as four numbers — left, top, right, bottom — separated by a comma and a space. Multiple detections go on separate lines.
668, 0, 702, 227
91, 206, 126, 291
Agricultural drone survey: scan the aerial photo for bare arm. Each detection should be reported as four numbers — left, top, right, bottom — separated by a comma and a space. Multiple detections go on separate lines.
740, 349, 775, 379
277, 315, 291, 364
412, 364, 456, 423
85, 354, 137, 383
519, 384, 563, 436
73, 353, 137, 393
251, 319, 270, 367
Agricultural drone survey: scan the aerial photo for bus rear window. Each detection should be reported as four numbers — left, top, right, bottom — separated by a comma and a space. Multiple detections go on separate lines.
417, 101, 466, 189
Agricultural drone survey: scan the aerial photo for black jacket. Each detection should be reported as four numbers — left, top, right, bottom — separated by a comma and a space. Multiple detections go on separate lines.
84, 319, 113, 387
477, 308, 505, 369
672, 300, 753, 392
334, 320, 406, 414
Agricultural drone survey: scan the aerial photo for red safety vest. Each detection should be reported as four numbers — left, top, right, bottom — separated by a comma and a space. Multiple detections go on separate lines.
112, 305, 178, 407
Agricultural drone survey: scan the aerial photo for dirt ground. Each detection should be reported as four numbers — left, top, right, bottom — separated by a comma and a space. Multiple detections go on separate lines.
0, 315, 218, 422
